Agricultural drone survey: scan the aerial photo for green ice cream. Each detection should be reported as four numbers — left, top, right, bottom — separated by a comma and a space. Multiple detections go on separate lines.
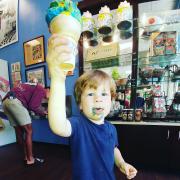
45, 0, 82, 26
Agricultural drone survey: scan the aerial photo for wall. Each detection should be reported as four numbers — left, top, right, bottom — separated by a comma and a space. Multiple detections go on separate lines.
0, 0, 80, 116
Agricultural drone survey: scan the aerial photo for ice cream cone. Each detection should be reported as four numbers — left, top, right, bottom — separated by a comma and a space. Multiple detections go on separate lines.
49, 14, 81, 70
50, 14, 81, 44
46, 0, 82, 71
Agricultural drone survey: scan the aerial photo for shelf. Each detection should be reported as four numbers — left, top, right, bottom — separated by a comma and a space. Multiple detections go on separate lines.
138, 21, 180, 37
83, 53, 132, 71
137, 79, 180, 88
138, 53, 180, 67
136, 84, 153, 89
137, 9, 180, 33
137, 76, 175, 82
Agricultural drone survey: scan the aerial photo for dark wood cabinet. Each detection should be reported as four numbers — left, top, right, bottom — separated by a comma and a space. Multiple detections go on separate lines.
115, 124, 180, 172
168, 127, 180, 172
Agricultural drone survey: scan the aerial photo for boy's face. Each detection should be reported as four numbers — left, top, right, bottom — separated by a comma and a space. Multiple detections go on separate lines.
80, 82, 111, 121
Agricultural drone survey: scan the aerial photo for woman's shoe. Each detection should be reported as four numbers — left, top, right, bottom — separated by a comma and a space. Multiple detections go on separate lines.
26, 157, 44, 167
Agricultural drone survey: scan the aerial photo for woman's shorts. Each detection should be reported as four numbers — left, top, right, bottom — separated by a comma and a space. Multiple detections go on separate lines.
2, 98, 31, 127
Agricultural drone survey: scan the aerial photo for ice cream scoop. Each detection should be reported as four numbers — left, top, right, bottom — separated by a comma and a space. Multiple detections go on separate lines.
46, 0, 82, 71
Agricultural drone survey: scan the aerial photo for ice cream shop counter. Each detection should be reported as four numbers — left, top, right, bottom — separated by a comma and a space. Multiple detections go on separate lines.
0, 110, 69, 146
110, 120, 180, 126
110, 119, 180, 172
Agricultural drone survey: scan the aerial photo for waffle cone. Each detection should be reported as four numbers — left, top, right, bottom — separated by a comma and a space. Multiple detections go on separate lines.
50, 14, 81, 44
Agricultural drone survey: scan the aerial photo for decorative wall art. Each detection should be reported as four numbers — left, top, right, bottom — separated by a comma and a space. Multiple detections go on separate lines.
0, 0, 18, 48
11, 61, 21, 72
25, 65, 46, 87
11, 61, 21, 87
23, 35, 45, 67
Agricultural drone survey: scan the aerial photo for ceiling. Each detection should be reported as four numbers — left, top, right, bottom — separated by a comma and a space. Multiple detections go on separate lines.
78, 0, 177, 15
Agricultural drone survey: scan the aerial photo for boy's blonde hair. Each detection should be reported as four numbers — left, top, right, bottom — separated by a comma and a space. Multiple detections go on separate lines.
74, 70, 116, 105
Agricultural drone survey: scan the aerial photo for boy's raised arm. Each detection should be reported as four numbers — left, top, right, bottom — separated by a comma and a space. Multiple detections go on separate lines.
47, 35, 72, 137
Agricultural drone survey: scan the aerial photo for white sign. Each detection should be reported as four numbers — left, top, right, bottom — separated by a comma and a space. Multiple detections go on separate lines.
85, 42, 119, 61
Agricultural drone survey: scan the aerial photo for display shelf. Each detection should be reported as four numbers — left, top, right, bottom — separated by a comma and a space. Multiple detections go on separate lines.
138, 21, 180, 37
84, 53, 132, 62
137, 78, 172, 85
137, 9, 180, 121
83, 53, 132, 71
137, 8, 180, 34
138, 53, 180, 67
136, 84, 152, 89
79, 0, 180, 122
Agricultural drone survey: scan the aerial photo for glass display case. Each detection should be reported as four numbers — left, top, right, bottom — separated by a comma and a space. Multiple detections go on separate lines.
79, 0, 180, 121
137, 8, 180, 121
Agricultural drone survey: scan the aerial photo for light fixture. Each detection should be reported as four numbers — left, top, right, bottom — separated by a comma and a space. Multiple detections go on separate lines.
88, 39, 98, 47
81, 11, 94, 39
116, 0, 132, 31
97, 5, 112, 35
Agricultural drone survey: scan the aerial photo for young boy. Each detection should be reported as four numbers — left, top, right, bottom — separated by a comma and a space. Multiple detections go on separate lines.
47, 34, 137, 180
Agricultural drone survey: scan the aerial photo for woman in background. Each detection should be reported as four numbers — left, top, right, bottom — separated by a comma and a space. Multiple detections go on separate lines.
2, 82, 48, 166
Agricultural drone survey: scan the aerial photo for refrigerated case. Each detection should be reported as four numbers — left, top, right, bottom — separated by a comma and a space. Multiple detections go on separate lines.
79, 0, 180, 121
138, 7, 180, 121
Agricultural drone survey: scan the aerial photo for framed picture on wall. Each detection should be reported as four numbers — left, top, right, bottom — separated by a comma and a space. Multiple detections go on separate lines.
11, 62, 21, 73
0, 0, 19, 49
25, 65, 46, 87
23, 35, 45, 67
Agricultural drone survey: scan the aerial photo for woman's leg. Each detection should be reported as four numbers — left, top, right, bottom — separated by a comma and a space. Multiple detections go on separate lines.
22, 123, 34, 164
14, 126, 23, 145
14, 126, 27, 160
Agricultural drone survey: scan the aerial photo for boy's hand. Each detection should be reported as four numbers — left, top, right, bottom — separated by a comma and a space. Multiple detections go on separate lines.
119, 162, 137, 179
47, 34, 74, 80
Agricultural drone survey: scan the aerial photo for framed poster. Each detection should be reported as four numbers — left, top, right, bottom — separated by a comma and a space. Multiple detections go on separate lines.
0, 0, 18, 48
11, 72, 21, 87
11, 61, 21, 87
11, 61, 21, 72
25, 65, 46, 87
23, 35, 45, 67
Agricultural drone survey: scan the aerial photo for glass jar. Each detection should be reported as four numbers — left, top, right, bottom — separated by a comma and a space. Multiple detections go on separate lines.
127, 109, 134, 121
135, 109, 142, 121
121, 109, 128, 121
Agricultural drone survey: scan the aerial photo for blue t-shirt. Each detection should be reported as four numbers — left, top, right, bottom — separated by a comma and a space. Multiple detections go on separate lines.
69, 114, 119, 180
